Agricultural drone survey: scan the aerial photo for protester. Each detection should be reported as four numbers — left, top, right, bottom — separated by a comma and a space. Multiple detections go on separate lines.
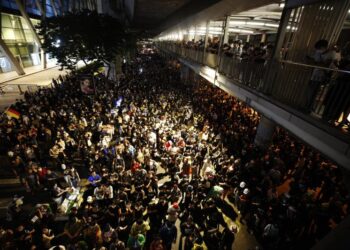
0, 49, 348, 250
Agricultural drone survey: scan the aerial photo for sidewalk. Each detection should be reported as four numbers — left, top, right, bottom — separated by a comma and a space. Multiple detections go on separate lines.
0, 63, 72, 111
0, 61, 58, 84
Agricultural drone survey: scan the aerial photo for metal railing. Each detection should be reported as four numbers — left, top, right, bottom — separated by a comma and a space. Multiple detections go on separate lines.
158, 42, 350, 126
0, 83, 51, 95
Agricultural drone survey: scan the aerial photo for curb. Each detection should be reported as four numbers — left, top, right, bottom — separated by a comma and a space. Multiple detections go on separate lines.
0, 65, 60, 85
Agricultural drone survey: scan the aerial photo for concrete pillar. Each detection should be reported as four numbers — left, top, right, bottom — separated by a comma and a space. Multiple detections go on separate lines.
261, 32, 267, 43
41, 49, 47, 69
0, 38, 25, 75
272, 7, 291, 59
246, 35, 250, 43
254, 116, 276, 148
223, 16, 230, 44
97, 0, 105, 14
341, 168, 350, 193
180, 65, 190, 83
203, 21, 210, 63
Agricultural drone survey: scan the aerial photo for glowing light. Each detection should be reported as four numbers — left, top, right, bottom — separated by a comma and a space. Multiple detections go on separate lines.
229, 28, 254, 34
265, 23, 279, 28
246, 21, 264, 26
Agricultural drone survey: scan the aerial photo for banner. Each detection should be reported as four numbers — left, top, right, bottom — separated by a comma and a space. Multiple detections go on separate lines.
6, 108, 20, 119
79, 75, 95, 95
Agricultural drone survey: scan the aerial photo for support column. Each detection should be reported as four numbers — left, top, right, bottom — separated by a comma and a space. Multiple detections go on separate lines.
254, 116, 276, 148
222, 16, 230, 44
217, 16, 229, 70
261, 32, 267, 43
41, 0, 47, 69
272, 7, 291, 59
0, 38, 25, 75
341, 168, 350, 193
68, 0, 73, 12
180, 65, 190, 84
202, 21, 209, 64
246, 35, 250, 42
41, 49, 47, 69
97, 0, 104, 14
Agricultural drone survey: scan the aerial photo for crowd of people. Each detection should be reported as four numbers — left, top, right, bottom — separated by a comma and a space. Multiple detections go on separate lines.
0, 50, 349, 250
180, 38, 274, 62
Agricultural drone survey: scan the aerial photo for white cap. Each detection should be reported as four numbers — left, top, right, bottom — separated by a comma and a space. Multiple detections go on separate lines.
231, 224, 238, 233
15, 198, 23, 207
61, 164, 66, 170
8, 151, 14, 157
239, 182, 246, 188
87, 196, 93, 203
243, 188, 249, 195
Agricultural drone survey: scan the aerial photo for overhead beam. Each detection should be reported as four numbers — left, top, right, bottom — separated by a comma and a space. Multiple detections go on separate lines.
50, 0, 59, 16
0, 38, 25, 75
57, 0, 63, 13
34, 0, 45, 14
158, 0, 276, 35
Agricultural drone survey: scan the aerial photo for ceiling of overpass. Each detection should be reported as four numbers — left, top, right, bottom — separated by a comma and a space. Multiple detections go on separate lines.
133, 0, 192, 29
133, 0, 350, 36
156, 0, 280, 35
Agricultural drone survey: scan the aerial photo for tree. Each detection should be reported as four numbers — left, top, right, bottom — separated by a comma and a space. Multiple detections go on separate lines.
37, 10, 134, 76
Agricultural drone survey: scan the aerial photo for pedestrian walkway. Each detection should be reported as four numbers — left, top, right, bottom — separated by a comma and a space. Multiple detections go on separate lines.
0, 61, 57, 84
0, 62, 85, 111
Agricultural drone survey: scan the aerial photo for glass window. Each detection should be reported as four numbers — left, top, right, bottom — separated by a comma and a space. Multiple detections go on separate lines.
1, 14, 12, 28
14, 29, 25, 41
21, 19, 30, 29
0, 57, 13, 73
1, 0, 19, 10
21, 54, 33, 67
24, 30, 34, 42
27, 43, 39, 53
25, 0, 41, 16
46, 0, 55, 17
18, 45, 29, 55
2, 28, 16, 40
8, 44, 19, 56
11, 17, 22, 29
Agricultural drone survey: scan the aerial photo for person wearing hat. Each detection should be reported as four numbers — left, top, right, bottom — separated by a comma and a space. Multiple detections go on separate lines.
167, 202, 180, 223
86, 196, 94, 204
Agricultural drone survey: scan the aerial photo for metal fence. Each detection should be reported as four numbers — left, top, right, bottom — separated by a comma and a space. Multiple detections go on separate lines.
0, 83, 51, 95
158, 42, 350, 125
